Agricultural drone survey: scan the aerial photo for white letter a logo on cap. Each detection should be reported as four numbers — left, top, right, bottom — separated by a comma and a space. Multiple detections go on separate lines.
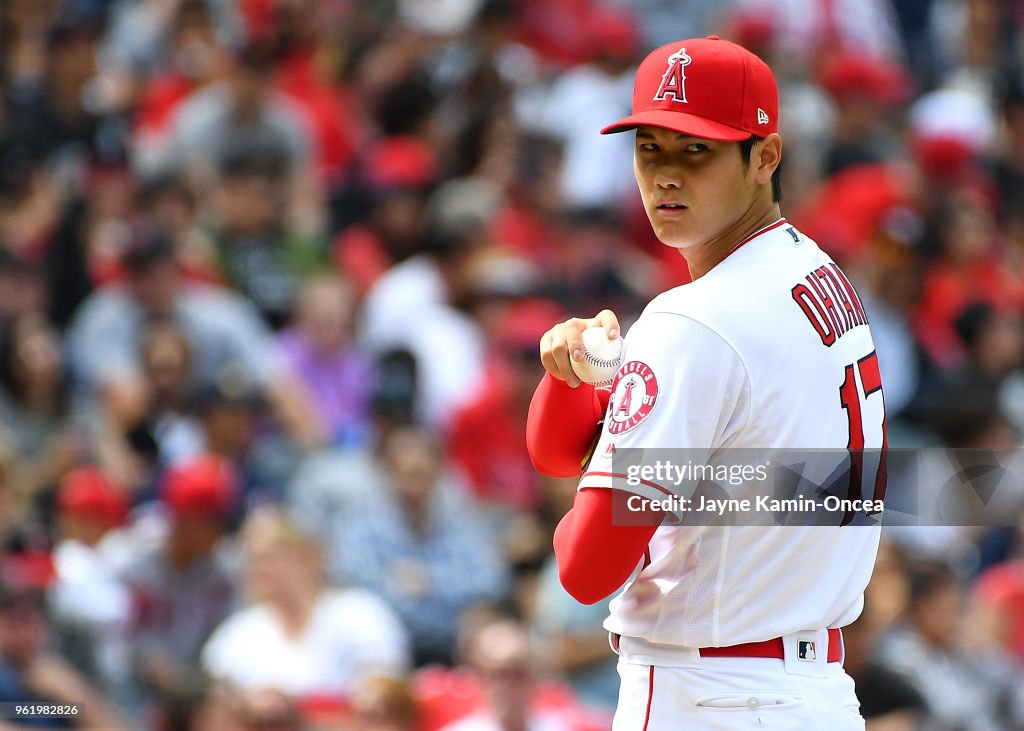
654, 48, 692, 104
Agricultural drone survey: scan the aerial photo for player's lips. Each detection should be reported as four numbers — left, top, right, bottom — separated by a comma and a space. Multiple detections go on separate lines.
655, 201, 688, 218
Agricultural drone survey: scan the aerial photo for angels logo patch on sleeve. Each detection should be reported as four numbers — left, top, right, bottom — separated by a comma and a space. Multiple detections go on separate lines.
607, 361, 659, 434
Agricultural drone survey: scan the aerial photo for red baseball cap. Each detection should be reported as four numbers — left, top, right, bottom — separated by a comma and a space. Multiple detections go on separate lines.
500, 298, 567, 351
601, 35, 778, 141
819, 53, 909, 104
160, 455, 238, 520
364, 136, 439, 192
585, 8, 640, 62
58, 466, 129, 527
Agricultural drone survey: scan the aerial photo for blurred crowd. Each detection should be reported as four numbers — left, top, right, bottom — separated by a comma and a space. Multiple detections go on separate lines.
2, 0, 1024, 729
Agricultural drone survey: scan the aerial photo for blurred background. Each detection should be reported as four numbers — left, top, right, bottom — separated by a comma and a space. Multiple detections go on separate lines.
1, 0, 1024, 729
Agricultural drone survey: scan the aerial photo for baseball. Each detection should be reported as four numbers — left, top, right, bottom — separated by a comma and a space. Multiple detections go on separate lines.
571, 327, 623, 385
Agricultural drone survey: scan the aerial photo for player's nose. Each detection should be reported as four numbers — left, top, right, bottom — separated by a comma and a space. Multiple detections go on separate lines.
652, 164, 684, 189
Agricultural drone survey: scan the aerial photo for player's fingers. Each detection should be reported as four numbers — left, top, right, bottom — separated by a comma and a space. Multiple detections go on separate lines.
539, 330, 555, 369
562, 318, 590, 363
541, 325, 572, 369
547, 326, 581, 387
593, 309, 621, 340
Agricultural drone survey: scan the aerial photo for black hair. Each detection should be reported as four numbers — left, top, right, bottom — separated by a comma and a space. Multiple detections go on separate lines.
372, 349, 418, 425
217, 137, 289, 180
955, 301, 995, 350
0, 314, 68, 413
739, 135, 782, 203
121, 223, 177, 273
378, 75, 436, 137
173, 0, 211, 33
906, 560, 958, 608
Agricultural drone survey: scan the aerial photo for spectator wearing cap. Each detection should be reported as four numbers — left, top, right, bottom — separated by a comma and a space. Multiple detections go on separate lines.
48, 466, 133, 692
330, 426, 508, 666
207, 138, 323, 329
201, 507, 409, 702
817, 52, 908, 177
332, 135, 440, 297
795, 87, 997, 264
117, 454, 237, 705
537, 8, 639, 210
447, 299, 564, 512
0, 572, 127, 729
725, 0, 904, 69
66, 223, 326, 449
276, 274, 374, 447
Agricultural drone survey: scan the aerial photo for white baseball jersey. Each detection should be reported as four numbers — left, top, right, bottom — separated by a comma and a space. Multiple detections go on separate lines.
579, 218, 885, 649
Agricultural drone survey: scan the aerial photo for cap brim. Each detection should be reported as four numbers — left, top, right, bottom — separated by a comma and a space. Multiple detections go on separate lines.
600, 110, 751, 141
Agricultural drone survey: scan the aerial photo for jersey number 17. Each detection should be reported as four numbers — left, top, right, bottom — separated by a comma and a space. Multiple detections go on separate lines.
838, 350, 887, 525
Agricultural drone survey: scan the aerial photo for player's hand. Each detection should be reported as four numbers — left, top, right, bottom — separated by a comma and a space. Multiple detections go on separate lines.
539, 310, 620, 388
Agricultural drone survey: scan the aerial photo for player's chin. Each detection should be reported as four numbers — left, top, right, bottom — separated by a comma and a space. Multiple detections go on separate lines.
651, 224, 699, 250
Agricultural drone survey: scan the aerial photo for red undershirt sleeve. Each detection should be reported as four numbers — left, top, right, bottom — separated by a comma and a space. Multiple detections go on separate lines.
553, 488, 663, 605
526, 373, 609, 477
547, 313, 751, 606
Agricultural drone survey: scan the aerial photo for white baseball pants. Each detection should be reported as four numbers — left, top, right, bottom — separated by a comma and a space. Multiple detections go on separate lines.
611, 632, 865, 730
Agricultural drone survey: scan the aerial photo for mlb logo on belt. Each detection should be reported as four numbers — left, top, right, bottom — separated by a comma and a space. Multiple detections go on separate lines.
797, 640, 817, 661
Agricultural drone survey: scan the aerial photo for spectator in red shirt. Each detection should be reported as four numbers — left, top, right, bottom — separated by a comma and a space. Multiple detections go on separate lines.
972, 535, 1024, 663
447, 299, 565, 511
438, 617, 607, 731
133, 1, 225, 163
913, 185, 1024, 370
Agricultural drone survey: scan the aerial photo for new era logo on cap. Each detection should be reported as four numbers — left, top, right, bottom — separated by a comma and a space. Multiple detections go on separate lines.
601, 35, 779, 141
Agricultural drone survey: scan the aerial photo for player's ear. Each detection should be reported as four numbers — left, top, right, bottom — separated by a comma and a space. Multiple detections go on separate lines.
755, 133, 782, 186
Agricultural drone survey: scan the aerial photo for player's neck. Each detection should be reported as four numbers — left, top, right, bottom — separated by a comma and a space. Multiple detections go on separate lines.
684, 204, 783, 280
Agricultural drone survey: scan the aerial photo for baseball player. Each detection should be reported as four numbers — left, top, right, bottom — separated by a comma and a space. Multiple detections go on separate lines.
527, 36, 885, 729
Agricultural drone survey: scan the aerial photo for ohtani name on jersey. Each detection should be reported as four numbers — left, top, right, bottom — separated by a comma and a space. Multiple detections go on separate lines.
790, 264, 868, 347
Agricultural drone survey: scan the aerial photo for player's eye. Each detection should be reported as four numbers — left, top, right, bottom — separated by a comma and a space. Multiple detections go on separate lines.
685, 143, 709, 153
638, 142, 660, 153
